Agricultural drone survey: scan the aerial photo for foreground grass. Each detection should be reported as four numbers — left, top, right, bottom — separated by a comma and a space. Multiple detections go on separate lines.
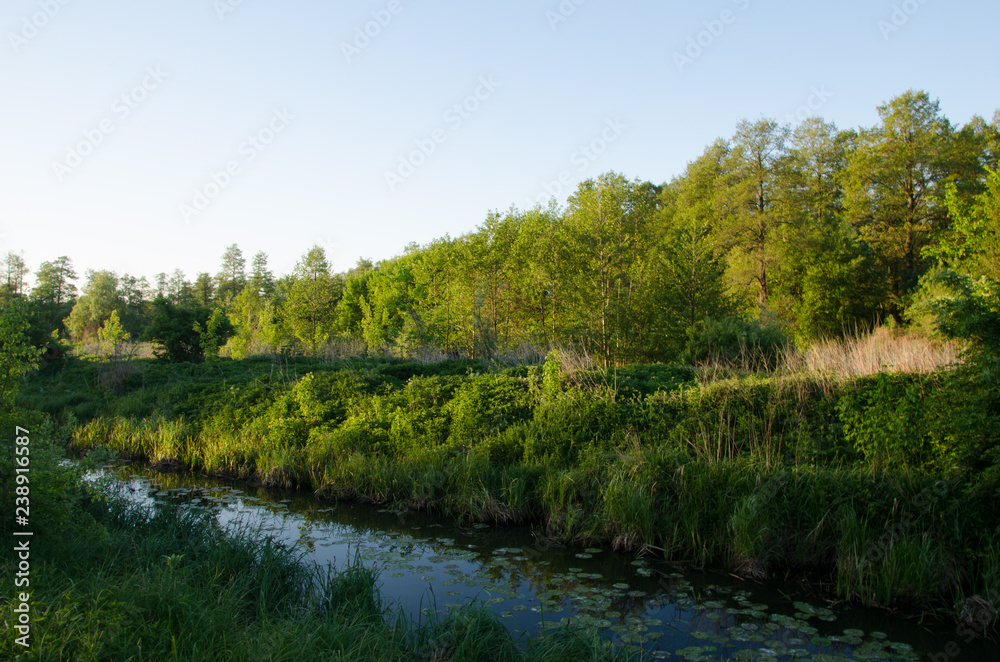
22, 352, 1000, 631
0, 482, 621, 661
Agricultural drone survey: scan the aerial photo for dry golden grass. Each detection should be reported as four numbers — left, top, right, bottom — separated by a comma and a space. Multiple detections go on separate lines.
494, 342, 547, 366
784, 326, 963, 380
74, 340, 156, 359
689, 326, 964, 396
317, 336, 367, 361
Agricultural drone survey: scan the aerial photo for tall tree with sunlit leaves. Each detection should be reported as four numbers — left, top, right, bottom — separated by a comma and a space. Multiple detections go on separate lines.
286, 245, 340, 354
843, 90, 955, 320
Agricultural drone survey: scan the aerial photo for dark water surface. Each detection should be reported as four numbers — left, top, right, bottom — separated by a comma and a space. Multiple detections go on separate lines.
100, 465, 997, 661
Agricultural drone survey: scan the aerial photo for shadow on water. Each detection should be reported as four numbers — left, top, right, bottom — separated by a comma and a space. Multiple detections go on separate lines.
97, 464, 998, 661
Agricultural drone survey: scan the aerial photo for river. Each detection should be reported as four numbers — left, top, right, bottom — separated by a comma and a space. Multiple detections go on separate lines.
99, 464, 997, 662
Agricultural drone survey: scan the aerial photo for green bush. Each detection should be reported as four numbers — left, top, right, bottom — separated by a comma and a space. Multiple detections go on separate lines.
478, 425, 527, 466
681, 316, 789, 369
146, 298, 213, 363
837, 373, 934, 471
311, 415, 394, 459
611, 363, 695, 396
447, 374, 534, 447
524, 391, 626, 465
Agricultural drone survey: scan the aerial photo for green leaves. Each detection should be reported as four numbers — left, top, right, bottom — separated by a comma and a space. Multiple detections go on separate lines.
286, 245, 340, 354
0, 296, 42, 407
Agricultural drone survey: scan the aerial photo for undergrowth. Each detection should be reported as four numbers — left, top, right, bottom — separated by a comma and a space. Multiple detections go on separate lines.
19, 350, 1000, 631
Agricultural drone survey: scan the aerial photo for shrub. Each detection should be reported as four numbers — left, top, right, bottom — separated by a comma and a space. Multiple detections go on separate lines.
682, 316, 789, 370
477, 425, 527, 466
524, 391, 626, 465
612, 363, 695, 396
310, 415, 394, 459
446, 374, 533, 447
837, 373, 934, 471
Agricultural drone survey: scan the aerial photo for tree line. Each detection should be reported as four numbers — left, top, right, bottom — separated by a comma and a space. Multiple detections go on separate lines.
3, 90, 998, 366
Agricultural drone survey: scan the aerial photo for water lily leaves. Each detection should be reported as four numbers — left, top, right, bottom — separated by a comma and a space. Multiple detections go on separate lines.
675, 645, 717, 661
112, 466, 936, 662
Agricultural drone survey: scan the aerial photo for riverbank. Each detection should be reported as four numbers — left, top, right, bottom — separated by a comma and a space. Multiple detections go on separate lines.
0, 441, 618, 660
22, 353, 1000, 633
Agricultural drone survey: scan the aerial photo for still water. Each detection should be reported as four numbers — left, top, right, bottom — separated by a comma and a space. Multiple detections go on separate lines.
101, 465, 996, 661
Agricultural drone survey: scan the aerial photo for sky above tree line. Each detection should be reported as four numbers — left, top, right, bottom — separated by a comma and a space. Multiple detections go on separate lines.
2, 0, 999, 286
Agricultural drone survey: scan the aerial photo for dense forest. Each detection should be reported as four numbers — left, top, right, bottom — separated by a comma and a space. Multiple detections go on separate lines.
4, 90, 998, 367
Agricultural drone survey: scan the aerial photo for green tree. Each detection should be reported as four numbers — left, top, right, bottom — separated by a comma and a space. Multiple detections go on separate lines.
930, 168, 1000, 281
193, 272, 215, 307
154, 272, 169, 299
31, 256, 77, 307
30, 256, 78, 339
215, 244, 247, 304
97, 309, 131, 357
226, 284, 280, 358
563, 172, 657, 366
335, 259, 374, 336
0, 297, 41, 408
646, 144, 735, 358
843, 90, 955, 319
508, 204, 566, 348
250, 251, 275, 297
194, 308, 232, 360
147, 298, 210, 362
167, 269, 193, 306
286, 246, 339, 354
777, 120, 884, 339
909, 167, 1000, 334
2, 251, 30, 298
359, 258, 418, 353
714, 118, 790, 310
64, 270, 124, 342
646, 217, 733, 360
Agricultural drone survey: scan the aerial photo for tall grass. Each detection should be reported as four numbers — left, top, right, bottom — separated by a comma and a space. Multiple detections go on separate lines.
786, 326, 963, 381
690, 326, 963, 386
45, 351, 1000, 631
0, 486, 629, 661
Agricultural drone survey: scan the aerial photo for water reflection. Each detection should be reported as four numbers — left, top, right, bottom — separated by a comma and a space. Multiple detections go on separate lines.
97, 466, 997, 661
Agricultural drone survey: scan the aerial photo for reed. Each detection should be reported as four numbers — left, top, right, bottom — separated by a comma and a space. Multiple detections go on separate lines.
0, 486, 633, 661
41, 352, 1000, 629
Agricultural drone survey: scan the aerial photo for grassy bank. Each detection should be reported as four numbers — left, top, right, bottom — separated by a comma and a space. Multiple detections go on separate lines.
22, 351, 1000, 631
0, 442, 619, 661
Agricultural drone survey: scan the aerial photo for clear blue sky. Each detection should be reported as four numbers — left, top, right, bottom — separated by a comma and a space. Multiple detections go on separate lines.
2, 0, 998, 285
